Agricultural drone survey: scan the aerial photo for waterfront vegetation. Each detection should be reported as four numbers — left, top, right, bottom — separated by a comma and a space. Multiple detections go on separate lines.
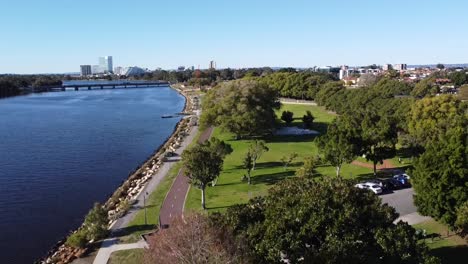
0, 74, 62, 98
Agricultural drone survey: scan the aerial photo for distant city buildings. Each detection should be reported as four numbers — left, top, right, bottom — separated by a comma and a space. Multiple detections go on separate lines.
114, 66, 123, 75
177, 66, 185, 71
99, 56, 113, 73
120, 66, 146, 76
382, 64, 392, 71
80, 65, 92, 76
393, 64, 407, 71
209, 60, 216, 70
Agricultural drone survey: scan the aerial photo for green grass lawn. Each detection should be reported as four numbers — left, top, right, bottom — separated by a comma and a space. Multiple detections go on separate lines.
108, 248, 145, 264
185, 104, 379, 213
413, 219, 468, 264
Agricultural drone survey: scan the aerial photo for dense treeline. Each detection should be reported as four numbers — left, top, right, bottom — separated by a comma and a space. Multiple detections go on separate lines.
255, 71, 338, 99
0, 75, 63, 98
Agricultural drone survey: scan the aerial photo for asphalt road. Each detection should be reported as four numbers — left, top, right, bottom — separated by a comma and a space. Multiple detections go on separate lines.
380, 188, 417, 216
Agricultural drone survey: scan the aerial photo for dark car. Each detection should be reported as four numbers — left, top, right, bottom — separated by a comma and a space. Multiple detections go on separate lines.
393, 176, 410, 187
384, 178, 404, 190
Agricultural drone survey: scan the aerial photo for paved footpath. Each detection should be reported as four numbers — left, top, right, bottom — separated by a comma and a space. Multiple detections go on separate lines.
90, 120, 201, 264
159, 126, 214, 227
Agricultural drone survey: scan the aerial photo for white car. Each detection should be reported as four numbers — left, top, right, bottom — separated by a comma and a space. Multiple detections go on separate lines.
355, 183, 383, 194
393, 173, 410, 180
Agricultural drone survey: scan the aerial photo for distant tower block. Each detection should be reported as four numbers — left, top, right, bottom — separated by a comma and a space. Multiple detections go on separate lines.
209, 60, 216, 70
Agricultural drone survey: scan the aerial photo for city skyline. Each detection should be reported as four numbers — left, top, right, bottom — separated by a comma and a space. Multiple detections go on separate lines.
1, 0, 468, 74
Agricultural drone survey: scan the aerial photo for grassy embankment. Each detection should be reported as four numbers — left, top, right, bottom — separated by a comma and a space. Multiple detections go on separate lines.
413, 219, 468, 264
185, 104, 382, 213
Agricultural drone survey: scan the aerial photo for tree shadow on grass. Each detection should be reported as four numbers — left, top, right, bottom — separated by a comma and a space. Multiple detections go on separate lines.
251, 170, 295, 185
111, 224, 155, 238
430, 245, 468, 264
264, 134, 317, 143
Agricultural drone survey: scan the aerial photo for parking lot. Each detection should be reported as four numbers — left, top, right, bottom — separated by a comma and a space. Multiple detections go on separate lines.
380, 188, 417, 216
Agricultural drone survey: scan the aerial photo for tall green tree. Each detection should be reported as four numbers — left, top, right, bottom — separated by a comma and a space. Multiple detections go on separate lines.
200, 80, 280, 139
408, 95, 466, 147
317, 116, 361, 177
248, 140, 269, 170
182, 138, 231, 209
221, 177, 438, 263
411, 127, 468, 228
360, 112, 397, 176
243, 151, 254, 185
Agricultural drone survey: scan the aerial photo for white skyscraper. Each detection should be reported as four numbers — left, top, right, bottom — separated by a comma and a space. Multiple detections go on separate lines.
98, 56, 113, 73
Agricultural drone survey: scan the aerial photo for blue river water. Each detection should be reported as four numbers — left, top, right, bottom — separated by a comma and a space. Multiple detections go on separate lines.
0, 86, 184, 263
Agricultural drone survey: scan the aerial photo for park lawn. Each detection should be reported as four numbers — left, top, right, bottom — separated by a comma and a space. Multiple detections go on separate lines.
413, 219, 468, 264
185, 104, 376, 213
108, 248, 145, 264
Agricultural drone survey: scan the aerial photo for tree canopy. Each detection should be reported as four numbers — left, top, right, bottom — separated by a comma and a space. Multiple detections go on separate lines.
201, 80, 280, 139
218, 177, 438, 263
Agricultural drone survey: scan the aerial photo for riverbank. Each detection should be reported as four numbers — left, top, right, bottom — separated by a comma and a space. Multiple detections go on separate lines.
39, 85, 198, 264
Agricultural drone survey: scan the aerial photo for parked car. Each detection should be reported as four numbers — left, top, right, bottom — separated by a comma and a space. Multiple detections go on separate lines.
355, 183, 383, 194
384, 178, 404, 190
393, 175, 410, 187
393, 173, 410, 180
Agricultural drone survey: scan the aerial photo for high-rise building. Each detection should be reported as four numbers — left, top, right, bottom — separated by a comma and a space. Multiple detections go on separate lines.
382, 64, 392, 71
209, 60, 216, 70
91, 65, 100, 74
99, 56, 113, 73
80, 65, 92, 76
393, 64, 407, 71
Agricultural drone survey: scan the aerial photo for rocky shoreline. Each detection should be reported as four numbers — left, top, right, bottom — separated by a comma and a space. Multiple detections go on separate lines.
38, 85, 200, 264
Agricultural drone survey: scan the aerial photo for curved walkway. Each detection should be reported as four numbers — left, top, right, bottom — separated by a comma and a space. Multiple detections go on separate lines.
159, 126, 214, 227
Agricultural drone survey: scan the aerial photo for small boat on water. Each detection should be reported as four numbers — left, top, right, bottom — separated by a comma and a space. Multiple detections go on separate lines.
161, 115, 176, 118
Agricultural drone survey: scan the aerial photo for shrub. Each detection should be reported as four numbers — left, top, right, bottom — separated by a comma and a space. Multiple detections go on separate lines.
66, 230, 87, 248
281, 110, 294, 124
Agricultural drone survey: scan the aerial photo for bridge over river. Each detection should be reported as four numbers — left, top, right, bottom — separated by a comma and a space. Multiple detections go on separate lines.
32, 81, 170, 92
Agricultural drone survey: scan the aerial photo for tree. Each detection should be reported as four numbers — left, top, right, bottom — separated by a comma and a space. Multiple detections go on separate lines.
317, 116, 361, 176
281, 110, 294, 124
436, 63, 445, 70
280, 152, 298, 170
221, 177, 438, 263
455, 201, 468, 239
295, 156, 316, 177
83, 203, 109, 241
411, 127, 468, 228
449, 71, 467, 86
200, 80, 280, 139
248, 140, 269, 170
144, 213, 244, 264
360, 112, 397, 176
302, 110, 314, 129
243, 151, 254, 184
182, 139, 230, 209
408, 95, 466, 147
411, 78, 437, 97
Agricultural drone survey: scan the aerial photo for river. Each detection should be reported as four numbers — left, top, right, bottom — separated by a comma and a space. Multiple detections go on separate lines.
0, 85, 185, 263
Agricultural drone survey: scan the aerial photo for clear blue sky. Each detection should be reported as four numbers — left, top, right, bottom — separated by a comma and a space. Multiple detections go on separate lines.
1, 0, 467, 73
